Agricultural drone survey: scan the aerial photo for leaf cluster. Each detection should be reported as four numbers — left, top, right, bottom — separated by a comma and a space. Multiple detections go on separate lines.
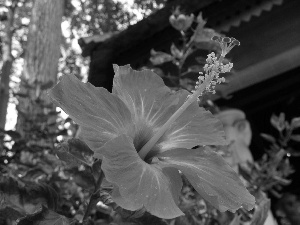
0, 80, 168, 224
147, 10, 232, 100
142, 10, 300, 225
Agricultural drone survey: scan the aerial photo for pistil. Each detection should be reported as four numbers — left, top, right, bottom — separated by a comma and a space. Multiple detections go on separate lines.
139, 76, 213, 160
138, 36, 239, 160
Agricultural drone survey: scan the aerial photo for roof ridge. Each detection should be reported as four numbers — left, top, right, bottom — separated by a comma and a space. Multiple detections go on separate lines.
216, 0, 284, 32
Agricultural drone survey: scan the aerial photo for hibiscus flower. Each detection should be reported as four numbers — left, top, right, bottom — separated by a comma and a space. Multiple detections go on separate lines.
49, 65, 255, 219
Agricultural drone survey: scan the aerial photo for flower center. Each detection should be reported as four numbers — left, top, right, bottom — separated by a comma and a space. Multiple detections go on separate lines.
133, 120, 166, 163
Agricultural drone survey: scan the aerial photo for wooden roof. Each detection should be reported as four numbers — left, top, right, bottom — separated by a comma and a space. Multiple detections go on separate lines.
78, 0, 300, 190
78, 0, 300, 126
79, 0, 300, 94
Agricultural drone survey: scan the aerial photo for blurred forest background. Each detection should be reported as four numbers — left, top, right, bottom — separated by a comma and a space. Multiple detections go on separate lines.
0, 0, 165, 133
0, 1, 169, 224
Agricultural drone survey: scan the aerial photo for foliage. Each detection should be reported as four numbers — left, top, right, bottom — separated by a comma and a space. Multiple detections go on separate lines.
145, 9, 299, 225
148, 9, 227, 95
0, 0, 147, 131
132, 0, 166, 16
0, 66, 254, 224
1, 3, 299, 225
275, 193, 300, 225
48, 64, 254, 218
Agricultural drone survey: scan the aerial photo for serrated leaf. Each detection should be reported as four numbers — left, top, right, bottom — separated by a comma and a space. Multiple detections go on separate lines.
56, 138, 94, 167
17, 205, 74, 225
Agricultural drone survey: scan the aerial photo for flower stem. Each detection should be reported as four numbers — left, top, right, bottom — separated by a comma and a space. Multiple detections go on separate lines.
82, 169, 104, 224
138, 76, 213, 160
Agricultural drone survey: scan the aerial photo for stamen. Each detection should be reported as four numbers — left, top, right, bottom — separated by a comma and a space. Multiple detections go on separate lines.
222, 37, 231, 43
212, 36, 240, 57
138, 37, 240, 160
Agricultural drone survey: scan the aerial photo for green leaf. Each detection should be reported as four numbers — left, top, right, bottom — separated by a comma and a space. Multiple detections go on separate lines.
187, 65, 203, 73
101, 135, 184, 219
67, 168, 95, 191
0, 177, 58, 219
170, 44, 183, 59
100, 189, 146, 219
238, 164, 253, 183
0, 177, 38, 216
56, 138, 94, 167
250, 192, 270, 225
291, 117, 300, 128
270, 113, 285, 131
157, 148, 255, 212
290, 135, 300, 142
229, 214, 241, 225
195, 56, 206, 64
149, 49, 173, 65
17, 206, 74, 225
92, 159, 102, 180
0, 207, 24, 221
260, 133, 276, 143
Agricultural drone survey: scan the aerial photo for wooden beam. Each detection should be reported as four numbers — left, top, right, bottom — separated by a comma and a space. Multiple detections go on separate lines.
213, 0, 300, 97
215, 45, 300, 98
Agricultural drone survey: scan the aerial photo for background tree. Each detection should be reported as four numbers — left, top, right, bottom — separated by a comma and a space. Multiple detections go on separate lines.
0, 0, 32, 138
16, 0, 64, 139
1, 0, 163, 135
0, 2, 14, 131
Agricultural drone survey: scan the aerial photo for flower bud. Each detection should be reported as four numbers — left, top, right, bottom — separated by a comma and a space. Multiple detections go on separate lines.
169, 8, 194, 31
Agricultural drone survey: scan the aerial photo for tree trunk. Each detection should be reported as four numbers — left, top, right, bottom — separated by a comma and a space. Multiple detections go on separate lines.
0, 8, 14, 131
17, 0, 64, 139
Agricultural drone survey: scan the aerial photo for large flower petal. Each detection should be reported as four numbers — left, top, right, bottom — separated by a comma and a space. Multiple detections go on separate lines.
48, 75, 133, 149
112, 65, 226, 154
100, 134, 184, 219
156, 148, 255, 212
113, 65, 183, 132
159, 104, 227, 152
